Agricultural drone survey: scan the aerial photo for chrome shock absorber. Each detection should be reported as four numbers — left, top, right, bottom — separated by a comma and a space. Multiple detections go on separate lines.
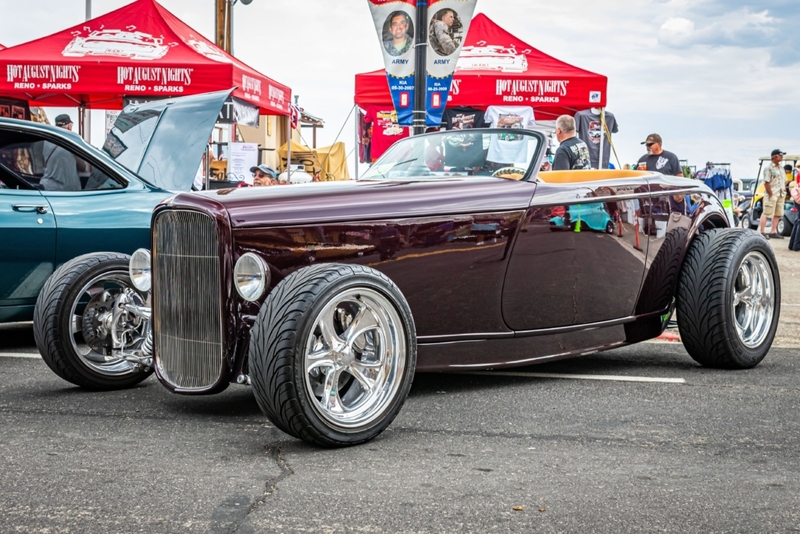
141, 330, 154, 358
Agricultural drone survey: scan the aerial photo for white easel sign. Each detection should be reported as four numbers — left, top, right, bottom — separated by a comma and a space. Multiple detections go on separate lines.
228, 142, 259, 184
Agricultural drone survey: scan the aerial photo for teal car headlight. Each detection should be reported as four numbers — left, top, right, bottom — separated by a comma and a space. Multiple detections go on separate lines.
234, 253, 269, 302
129, 249, 152, 292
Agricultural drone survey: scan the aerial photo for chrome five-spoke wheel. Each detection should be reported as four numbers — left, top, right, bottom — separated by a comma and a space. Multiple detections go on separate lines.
732, 252, 775, 348
304, 288, 406, 430
677, 228, 780, 369
249, 264, 417, 447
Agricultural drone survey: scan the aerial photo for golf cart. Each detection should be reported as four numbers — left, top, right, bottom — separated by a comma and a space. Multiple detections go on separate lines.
739, 154, 798, 236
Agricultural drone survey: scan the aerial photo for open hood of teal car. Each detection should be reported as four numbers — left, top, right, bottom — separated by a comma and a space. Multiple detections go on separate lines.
102, 89, 233, 191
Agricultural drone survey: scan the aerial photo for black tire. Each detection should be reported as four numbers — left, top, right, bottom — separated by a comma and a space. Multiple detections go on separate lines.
605, 220, 615, 234
635, 226, 690, 315
249, 263, 417, 447
34, 252, 152, 390
738, 213, 751, 229
676, 228, 780, 369
777, 217, 789, 236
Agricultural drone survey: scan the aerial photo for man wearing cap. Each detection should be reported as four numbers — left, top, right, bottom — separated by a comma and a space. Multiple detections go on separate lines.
758, 149, 787, 239
636, 134, 682, 176
250, 164, 277, 187
54, 114, 73, 130
40, 114, 80, 191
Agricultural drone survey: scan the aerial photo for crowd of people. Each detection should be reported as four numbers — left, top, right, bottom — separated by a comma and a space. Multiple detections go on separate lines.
547, 113, 799, 247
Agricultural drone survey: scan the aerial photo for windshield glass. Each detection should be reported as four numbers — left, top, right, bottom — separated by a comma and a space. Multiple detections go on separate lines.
361, 129, 543, 181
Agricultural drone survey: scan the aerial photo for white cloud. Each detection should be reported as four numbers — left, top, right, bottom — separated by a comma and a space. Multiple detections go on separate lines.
658, 17, 695, 47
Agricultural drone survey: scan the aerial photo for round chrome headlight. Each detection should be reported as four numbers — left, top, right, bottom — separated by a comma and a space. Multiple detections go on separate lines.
234, 253, 269, 302
129, 249, 152, 292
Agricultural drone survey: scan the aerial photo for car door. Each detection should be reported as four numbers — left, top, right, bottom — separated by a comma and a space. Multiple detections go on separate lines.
0, 176, 55, 321
502, 174, 650, 331
39, 148, 158, 266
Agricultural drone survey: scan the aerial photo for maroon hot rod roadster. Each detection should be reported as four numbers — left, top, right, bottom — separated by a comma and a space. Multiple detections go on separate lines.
34, 129, 780, 447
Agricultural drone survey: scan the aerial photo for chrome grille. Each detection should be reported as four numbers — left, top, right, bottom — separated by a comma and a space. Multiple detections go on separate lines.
153, 210, 223, 390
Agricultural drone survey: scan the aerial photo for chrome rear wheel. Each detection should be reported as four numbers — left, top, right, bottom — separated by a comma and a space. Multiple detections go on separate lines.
732, 252, 775, 349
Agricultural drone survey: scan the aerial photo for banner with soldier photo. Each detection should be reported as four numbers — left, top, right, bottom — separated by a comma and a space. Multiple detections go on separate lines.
425, 0, 477, 126
367, 0, 417, 126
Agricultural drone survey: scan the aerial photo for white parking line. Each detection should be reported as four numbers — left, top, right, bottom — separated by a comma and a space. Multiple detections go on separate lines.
0, 352, 41, 359
458, 371, 685, 384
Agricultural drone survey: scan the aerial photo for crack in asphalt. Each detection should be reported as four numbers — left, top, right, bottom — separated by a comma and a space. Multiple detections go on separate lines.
228, 444, 294, 534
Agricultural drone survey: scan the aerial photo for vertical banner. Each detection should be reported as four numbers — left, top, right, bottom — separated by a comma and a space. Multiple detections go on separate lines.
367, 0, 417, 126
425, 0, 477, 126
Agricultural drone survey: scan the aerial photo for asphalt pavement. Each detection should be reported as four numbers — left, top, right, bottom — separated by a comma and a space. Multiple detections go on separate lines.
1, 320, 798, 533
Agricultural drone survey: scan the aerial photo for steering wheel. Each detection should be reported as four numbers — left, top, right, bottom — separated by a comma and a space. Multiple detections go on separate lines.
491, 167, 527, 179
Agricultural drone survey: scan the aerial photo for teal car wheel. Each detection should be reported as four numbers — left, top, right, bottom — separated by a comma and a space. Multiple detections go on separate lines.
34, 252, 152, 390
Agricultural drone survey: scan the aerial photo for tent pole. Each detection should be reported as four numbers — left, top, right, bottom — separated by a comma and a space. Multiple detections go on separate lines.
599, 107, 606, 169
286, 115, 292, 182
84, 1, 91, 144
412, 1, 429, 136
354, 105, 359, 179
205, 146, 210, 190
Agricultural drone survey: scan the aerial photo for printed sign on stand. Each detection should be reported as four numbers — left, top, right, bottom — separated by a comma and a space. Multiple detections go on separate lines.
228, 142, 259, 183
104, 111, 120, 136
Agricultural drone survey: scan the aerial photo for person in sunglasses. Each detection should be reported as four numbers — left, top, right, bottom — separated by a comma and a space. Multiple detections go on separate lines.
249, 164, 277, 187
636, 133, 682, 176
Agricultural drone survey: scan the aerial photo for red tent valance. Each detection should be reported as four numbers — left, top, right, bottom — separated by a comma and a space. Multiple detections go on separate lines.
355, 13, 607, 119
0, 0, 290, 115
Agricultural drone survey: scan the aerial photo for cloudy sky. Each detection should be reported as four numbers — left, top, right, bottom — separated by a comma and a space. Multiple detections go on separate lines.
1, 0, 797, 177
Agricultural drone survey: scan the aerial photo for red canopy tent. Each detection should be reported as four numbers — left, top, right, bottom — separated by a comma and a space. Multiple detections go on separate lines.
0, 0, 290, 115
355, 13, 607, 119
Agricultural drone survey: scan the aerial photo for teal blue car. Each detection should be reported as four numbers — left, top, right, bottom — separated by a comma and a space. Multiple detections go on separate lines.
0, 89, 231, 323
549, 202, 615, 233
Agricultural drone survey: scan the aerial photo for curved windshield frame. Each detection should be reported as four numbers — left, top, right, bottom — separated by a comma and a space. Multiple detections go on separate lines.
360, 128, 545, 182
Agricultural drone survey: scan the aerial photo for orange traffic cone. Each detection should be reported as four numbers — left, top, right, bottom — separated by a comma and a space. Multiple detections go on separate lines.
634, 217, 641, 250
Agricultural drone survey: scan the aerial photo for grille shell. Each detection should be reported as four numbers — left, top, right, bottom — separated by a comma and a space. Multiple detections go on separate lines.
153, 209, 225, 391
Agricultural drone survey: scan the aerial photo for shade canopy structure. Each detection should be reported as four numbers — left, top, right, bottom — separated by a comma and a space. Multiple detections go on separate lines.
277, 140, 351, 181
355, 13, 607, 119
0, 0, 290, 115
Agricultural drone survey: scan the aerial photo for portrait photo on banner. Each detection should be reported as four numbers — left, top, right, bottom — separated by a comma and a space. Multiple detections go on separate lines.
382, 10, 415, 57
429, 7, 464, 56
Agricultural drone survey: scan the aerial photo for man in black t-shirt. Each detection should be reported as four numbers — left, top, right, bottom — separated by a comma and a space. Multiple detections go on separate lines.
636, 133, 682, 176
552, 115, 590, 170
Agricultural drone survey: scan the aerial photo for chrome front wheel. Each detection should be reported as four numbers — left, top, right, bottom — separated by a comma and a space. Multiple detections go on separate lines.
303, 288, 406, 430
250, 264, 417, 447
